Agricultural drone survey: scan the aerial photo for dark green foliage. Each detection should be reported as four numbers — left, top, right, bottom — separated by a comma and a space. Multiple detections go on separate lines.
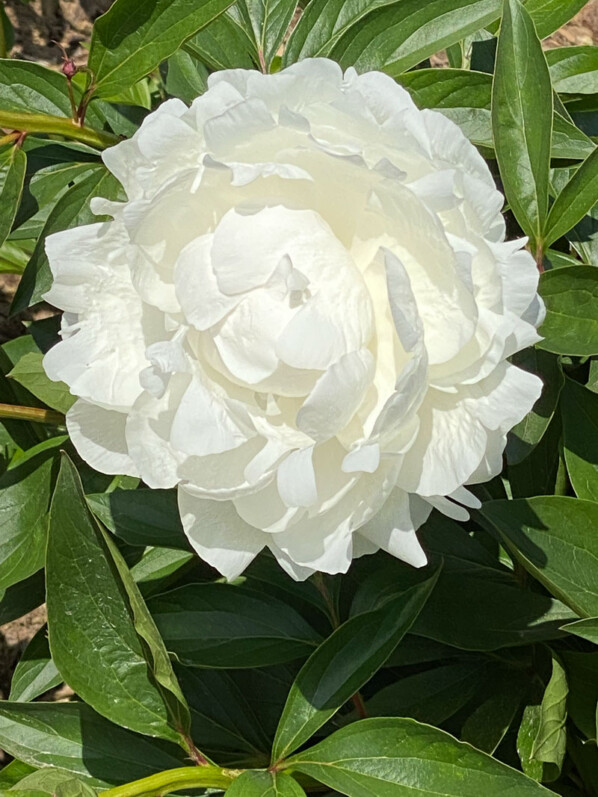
0, 0, 597, 795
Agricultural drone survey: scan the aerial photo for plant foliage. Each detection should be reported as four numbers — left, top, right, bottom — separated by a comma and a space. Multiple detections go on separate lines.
0, 0, 597, 794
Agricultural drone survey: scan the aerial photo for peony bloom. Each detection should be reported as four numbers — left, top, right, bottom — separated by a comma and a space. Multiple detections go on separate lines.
43, 59, 544, 580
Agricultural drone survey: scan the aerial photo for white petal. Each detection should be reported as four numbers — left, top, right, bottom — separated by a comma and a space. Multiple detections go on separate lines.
175, 234, 241, 332
170, 373, 253, 457
358, 489, 429, 567
44, 222, 147, 409
213, 287, 295, 384
178, 437, 269, 500
425, 495, 470, 522
67, 400, 138, 477
126, 372, 190, 489
204, 98, 275, 154
448, 486, 482, 509
296, 349, 374, 441
276, 446, 317, 508
211, 206, 307, 295
342, 443, 381, 474
271, 514, 353, 574
178, 488, 266, 579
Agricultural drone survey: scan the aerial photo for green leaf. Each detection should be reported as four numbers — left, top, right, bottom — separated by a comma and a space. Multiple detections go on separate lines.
330, 0, 503, 77
0, 147, 26, 249
0, 760, 36, 789
184, 11, 257, 70
12, 166, 124, 312
525, 0, 589, 38
238, 0, 298, 67
0, 702, 185, 786
0, 61, 103, 128
0, 447, 57, 591
398, 67, 492, 113
531, 654, 568, 781
54, 780, 98, 797
414, 564, 573, 648
547, 46, 598, 94
0, 240, 29, 275
179, 663, 299, 766
130, 547, 194, 597
0, 571, 45, 626
0, 790, 48, 797
282, 0, 401, 64
545, 149, 598, 246
398, 68, 593, 159
537, 266, 598, 356
480, 496, 598, 617
492, 0, 552, 249
352, 519, 574, 649
461, 665, 529, 753
164, 50, 208, 104
561, 378, 598, 502
88, 0, 235, 98
566, 196, 598, 266
518, 703, 551, 781
551, 113, 595, 161
271, 568, 440, 762
506, 349, 564, 465
14, 160, 100, 242
226, 771, 306, 796
149, 583, 321, 668
0, 61, 76, 117
367, 660, 490, 725
560, 651, 598, 740
177, 665, 273, 764
562, 616, 598, 645
11, 768, 94, 795
86, 488, 188, 549
285, 717, 552, 796
245, 553, 330, 620
9, 352, 74, 414
9, 626, 61, 702
46, 454, 190, 747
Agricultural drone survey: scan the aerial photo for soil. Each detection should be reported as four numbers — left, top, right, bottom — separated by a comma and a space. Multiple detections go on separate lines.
0, 0, 597, 736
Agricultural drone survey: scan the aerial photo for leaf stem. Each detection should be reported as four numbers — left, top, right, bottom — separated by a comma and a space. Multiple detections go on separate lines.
312, 572, 340, 629
351, 691, 369, 719
98, 766, 239, 797
0, 131, 20, 148
182, 734, 211, 767
0, 403, 65, 424
0, 110, 119, 149
535, 239, 545, 273
258, 49, 267, 73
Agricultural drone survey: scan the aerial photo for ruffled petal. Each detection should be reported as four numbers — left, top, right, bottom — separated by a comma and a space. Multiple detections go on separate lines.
67, 400, 138, 477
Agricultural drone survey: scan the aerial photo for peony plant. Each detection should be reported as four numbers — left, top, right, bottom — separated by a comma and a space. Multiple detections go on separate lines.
0, 0, 597, 795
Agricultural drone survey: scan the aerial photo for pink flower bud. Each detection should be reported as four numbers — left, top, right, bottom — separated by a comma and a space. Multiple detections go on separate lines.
62, 59, 77, 79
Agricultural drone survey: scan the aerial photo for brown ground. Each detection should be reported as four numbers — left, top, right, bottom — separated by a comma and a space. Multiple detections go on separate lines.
0, 0, 597, 729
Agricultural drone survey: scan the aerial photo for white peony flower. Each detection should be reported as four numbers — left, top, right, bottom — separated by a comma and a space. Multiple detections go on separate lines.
43, 59, 544, 581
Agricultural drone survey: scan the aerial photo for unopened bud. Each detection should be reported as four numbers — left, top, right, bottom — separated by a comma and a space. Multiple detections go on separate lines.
62, 59, 77, 79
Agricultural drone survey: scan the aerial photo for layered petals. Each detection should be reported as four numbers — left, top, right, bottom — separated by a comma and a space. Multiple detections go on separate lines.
43, 59, 544, 581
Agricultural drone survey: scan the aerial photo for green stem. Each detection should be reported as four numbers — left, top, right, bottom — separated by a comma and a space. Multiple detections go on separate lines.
99, 766, 239, 797
0, 131, 19, 148
0, 110, 119, 150
0, 403, 64, 424
535, 238, 545, 274
312, 572, 340, 628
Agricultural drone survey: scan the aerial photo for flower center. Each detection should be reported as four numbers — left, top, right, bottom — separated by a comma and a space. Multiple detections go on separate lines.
174, 204, 375, 398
